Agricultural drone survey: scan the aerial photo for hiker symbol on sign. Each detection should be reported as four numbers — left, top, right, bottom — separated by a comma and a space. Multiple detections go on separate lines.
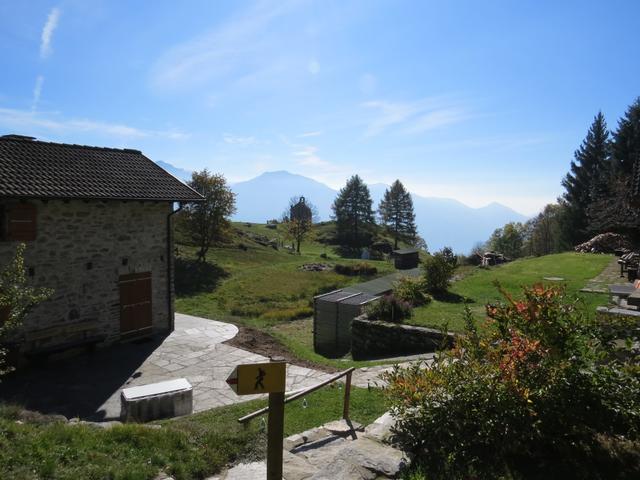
255, 367, 266, 390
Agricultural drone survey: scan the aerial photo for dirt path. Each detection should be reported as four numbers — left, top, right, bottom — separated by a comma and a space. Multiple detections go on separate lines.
224, 325, 338, 373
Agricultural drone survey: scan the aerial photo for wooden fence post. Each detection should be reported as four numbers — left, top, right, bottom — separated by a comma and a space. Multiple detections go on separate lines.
342, 370, 352, 420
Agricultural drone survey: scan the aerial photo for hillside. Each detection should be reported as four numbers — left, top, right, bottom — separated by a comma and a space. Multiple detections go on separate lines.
175, 223, 612, 369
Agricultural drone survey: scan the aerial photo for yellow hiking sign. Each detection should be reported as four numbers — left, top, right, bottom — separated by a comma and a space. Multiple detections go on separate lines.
226, 362, 286, 395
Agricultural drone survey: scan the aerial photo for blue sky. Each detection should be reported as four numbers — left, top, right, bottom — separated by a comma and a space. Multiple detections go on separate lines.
1, 0, 639, 215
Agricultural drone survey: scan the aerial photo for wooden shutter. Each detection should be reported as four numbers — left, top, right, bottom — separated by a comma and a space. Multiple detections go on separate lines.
8, 204, 37, 241
0, 305, 9, 325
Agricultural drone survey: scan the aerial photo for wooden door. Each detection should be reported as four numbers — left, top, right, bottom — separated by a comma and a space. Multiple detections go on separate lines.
119, 272, 152, 335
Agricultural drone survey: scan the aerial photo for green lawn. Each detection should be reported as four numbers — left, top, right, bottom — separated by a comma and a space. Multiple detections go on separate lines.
409, 252, 613, 331
0, 386, 386, 480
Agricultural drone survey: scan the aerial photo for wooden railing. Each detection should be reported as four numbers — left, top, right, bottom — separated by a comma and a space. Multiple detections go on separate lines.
238, 367, 355, 424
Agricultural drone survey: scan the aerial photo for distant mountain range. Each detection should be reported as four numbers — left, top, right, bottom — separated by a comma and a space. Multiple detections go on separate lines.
156, 163, 528, 253
156, 161, 192, 182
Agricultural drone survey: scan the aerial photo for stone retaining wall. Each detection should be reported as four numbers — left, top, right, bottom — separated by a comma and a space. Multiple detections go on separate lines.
351, 315, 455, 360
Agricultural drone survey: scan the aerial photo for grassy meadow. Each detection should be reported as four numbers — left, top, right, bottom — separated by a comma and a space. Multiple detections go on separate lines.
175, 222, 614, 368
409, 252, 613, 331
175, 222, 396, 328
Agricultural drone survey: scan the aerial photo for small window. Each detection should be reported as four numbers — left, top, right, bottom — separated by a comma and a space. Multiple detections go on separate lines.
7, 203, 37, 241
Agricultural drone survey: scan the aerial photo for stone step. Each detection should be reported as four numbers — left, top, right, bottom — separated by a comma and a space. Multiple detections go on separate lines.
213, 414, 407, 480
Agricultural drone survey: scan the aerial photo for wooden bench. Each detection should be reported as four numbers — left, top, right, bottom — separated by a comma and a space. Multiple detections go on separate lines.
23, 319, 106, 360
618, 252, 639, 280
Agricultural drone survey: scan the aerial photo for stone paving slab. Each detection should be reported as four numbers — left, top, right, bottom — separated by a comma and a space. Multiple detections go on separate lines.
108, 314, 333, 418
1, 313, 332, 420
581, 257, 629, 293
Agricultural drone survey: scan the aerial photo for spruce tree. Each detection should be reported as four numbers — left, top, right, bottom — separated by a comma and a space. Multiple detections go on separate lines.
378, 180, 417, 249
332, 175, 375, 248
561, 112, 611, 241
612, 98, 640, 176
580, 99, 640, 240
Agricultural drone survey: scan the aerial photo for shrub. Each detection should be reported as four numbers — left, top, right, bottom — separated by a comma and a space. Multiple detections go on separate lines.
334, 263, 377, 276
422, 252, 456, 293
1, 244, 52, 376
365, 294, 412, 323
393, 277, 432, 307
440, 246, 457, 267
383, 284, 640, 479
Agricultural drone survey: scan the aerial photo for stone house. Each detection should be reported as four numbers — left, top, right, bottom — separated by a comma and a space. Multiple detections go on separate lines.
0, 134, 203, 358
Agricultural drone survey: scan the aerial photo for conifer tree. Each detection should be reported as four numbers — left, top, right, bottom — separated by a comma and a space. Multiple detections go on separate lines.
612, 98, 640, 176
332, 175, 375, 247
561, 112, 611, 241
570, 99, 640, 239
378, 180, 417, 249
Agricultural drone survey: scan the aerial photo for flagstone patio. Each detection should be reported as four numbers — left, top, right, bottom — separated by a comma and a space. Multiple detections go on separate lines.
0, 313, 333, 420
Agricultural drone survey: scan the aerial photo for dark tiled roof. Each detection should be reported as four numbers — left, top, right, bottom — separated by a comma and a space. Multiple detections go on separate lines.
393, 248, 419, 255
0, 135, 203, 202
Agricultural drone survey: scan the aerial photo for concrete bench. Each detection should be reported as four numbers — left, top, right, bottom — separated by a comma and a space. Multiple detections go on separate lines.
121, 378, 193, 422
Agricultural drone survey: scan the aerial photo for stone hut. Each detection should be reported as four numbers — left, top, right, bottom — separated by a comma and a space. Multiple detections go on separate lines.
0, 134, 203, 358
392, 248, 419, 270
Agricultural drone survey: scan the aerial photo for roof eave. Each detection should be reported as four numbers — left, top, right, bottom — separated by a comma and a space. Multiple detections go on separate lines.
0, 194, 204, 202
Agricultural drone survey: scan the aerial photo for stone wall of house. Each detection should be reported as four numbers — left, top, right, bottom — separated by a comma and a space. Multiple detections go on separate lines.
0, 199, 174, 352
351, 315, 456, 360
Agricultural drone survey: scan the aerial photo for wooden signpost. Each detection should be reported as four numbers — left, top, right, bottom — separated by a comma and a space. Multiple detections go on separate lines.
226, 358, 286, 480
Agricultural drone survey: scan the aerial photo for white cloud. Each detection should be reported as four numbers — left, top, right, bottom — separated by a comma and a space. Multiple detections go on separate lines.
291, 144, 347, 173
0, 107, 190, 140
31, 76, 45, 111
151, 1, 298, 91
362, 97, 470, 137
40, 7, 61, 58
298, 130, 322, 138
362, 100, 419, 137
404, 108, 469, 134
223, 133, 256, 145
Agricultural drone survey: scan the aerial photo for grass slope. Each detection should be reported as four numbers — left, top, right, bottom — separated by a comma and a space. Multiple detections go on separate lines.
410, 252, 613, 331
0, 386, 385, 480
176, 222, 395, 327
